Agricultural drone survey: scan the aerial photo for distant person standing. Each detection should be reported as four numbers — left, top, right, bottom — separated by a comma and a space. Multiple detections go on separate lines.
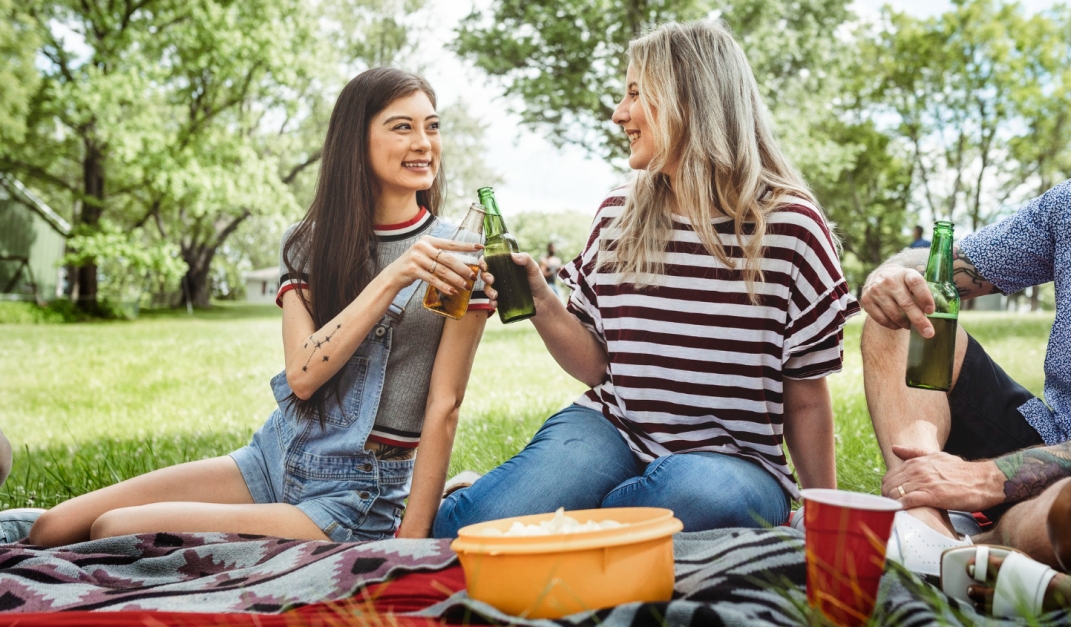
539, 242, 563, 297
909, 225, 931, 249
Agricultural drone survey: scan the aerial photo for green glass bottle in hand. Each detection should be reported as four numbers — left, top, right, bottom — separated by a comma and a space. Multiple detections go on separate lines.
478, 187, 537, 324
905, 221, 960, 391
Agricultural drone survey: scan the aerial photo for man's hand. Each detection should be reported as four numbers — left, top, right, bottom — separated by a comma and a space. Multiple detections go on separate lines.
882, 445, 1006, 512
860, 265, 936, 337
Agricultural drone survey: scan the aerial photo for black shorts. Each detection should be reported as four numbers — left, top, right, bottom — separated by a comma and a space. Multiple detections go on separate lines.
945, 334, 1044, 521
945, 334, 1044, 460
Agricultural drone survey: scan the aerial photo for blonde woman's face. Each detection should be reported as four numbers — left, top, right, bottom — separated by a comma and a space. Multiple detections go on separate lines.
368, 91, 441, 198
612, 63, 655, 171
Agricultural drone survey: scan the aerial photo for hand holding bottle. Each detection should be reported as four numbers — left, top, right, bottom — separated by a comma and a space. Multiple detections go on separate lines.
861, 266, 938, 338
480, 252, 556, 312
387, 235, 480, 297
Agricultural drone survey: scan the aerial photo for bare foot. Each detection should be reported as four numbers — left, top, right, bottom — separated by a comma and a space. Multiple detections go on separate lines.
1047, 480, 1071, 572
963, 553, 1071, 614
907, 506, 959, 539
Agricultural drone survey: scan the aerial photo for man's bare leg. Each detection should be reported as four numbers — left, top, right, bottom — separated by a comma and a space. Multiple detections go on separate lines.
861, 316, 969, 538
974, 478, 1071, 569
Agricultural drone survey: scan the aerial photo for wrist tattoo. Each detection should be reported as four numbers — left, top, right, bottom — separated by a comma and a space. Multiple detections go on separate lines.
302, 323, 341, 372
995, 442, 1071, 503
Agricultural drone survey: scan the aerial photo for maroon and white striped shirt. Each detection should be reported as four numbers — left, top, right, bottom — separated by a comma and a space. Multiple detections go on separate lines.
558, 187, 860, 498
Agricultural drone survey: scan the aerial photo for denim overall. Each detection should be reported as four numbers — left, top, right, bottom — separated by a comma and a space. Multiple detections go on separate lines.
231, 220, 455, 542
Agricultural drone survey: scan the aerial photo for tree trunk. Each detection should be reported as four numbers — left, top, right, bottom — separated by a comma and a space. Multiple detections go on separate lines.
1030, 285, 1040, 312
77, 141, 106, 308
181, 247, 215, 309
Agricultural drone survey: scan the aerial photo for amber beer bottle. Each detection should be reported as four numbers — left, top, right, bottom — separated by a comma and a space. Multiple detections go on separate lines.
905, 221, 960, 390
478, 187, 536, 324
423, 204, 485, 319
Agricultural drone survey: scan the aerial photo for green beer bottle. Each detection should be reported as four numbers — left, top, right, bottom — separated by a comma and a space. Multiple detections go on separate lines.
478, 187, 536, 324
905, 221, 960, 390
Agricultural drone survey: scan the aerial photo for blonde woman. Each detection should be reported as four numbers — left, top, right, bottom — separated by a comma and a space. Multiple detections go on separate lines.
435, 20, 859, 537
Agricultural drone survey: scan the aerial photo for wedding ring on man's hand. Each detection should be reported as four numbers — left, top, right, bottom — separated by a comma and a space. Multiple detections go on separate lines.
897, 484, 906, 498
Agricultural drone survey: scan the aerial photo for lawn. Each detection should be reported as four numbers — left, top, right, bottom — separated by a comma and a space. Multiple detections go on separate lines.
0, 303, 1054, 511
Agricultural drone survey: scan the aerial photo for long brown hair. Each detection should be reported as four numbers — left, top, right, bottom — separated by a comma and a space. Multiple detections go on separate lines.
284, 68, 445, 422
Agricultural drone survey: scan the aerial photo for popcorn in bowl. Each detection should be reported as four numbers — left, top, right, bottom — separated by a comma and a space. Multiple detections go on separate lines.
479, 507, 624, 537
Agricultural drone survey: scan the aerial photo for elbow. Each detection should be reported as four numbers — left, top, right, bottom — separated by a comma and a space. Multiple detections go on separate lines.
428, 395, 464, 429
286, 370, 314, 401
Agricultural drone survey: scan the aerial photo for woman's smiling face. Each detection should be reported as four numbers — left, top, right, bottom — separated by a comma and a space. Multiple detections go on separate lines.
368, 91, 441, 197
612, 63, 656, 171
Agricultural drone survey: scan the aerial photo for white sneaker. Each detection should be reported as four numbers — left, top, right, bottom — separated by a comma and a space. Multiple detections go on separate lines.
885, 511, 972, 577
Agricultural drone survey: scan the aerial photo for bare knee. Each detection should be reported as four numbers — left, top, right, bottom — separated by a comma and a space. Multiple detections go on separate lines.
89, 508, 137, 541
28, 508, 73, 548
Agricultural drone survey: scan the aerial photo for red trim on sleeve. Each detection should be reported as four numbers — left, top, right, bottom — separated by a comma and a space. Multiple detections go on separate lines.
276, 282, 308, 307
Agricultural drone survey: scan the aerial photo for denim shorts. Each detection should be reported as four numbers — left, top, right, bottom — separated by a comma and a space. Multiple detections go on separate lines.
230, 410, 414, 542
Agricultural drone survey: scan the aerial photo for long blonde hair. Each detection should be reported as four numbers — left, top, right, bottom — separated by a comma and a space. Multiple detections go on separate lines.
605, 20, 820, 301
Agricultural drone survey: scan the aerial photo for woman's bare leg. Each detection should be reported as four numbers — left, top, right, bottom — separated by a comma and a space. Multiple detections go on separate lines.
28, 456, 315, 547
90, 502, 328, 541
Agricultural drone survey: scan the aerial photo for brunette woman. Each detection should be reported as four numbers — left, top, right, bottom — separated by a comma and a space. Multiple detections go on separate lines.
30, 68, 490, 546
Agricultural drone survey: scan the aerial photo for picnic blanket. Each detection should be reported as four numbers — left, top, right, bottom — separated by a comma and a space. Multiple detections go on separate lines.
2, 528, 1069, 626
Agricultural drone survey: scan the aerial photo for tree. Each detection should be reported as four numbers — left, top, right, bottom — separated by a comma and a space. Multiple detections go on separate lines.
453, 0, 710, 163
0, 0, 40, 145
3, 0, 430, 309
865, 0, 1028, 230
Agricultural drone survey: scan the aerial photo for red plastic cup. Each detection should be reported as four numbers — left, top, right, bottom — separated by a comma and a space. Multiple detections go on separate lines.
801, 489, 903, 627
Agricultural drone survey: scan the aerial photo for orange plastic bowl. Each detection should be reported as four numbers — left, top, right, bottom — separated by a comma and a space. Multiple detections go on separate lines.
450, 507, 683, 619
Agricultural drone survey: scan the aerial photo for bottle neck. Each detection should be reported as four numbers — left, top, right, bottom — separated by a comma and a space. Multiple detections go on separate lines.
925, 225, 955, 285
484, 213, 507, 239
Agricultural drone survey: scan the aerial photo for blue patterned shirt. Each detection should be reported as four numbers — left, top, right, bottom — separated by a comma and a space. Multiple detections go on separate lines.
960, 180, 1071, 445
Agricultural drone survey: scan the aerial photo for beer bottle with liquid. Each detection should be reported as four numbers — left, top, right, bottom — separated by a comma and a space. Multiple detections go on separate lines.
423, 203, 485, 319
478, 187, 537, 324
905, 221, 960, 390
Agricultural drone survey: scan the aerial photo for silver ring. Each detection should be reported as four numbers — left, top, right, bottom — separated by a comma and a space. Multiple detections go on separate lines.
897, 485, 906, 498
430, 261, 439, 276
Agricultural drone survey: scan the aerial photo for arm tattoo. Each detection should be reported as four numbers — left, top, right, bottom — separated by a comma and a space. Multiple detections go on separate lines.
994, 442, 1071, 503
952, 249, 1000, 298
301, 323, 342, 372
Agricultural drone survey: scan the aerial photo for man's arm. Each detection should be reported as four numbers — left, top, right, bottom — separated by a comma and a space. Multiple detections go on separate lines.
995, 442, 1071, 503
860, 245, 1001, 336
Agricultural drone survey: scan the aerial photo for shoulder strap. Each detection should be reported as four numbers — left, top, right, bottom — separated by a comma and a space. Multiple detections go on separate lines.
381, 217, 459, 327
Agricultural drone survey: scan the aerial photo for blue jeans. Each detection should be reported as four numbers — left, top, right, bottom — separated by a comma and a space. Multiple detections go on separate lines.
433, 404, 790, 538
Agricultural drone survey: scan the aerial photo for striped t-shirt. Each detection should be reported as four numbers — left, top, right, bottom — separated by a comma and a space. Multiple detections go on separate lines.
558, 187, 860, 498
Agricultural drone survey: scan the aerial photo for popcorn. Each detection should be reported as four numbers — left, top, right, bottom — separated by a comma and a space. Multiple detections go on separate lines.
479, 508, 624, 537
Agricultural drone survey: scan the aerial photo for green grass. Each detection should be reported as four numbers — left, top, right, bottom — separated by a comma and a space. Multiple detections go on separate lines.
0, 303, 1053, 511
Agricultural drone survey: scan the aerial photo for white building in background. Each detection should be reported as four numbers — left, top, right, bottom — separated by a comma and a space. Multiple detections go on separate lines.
243, 267, 279, 304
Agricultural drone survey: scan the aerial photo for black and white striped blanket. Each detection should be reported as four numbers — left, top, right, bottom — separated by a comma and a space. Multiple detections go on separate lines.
420, 528, 1071, 626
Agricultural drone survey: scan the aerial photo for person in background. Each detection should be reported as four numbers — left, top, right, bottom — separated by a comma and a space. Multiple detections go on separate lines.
539, 242, 562, 297
909, 224, 931, 249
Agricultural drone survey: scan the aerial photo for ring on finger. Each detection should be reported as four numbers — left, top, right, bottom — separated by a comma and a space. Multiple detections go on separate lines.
430, 261, 439, 276
897, 484, 906, 498
434, 249, 444, 263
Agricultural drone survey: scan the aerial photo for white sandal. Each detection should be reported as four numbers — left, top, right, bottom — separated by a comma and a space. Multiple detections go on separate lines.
940, 545, 1059, 617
